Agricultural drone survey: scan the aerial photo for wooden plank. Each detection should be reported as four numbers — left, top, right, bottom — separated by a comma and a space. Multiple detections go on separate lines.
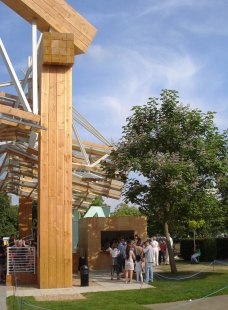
38, 65, 50, 288
56, 67, 65, 287
0, 104, 40, 122
72, 140, 112, 151
48, 67, 57, 198
36, 0, 92, 48
53, 0, 96, 41
2, 0, 96, 54
48, 197, 57, 288
64, 66, 72, 287
0, 119, 18, 127
47, 67, 57, 288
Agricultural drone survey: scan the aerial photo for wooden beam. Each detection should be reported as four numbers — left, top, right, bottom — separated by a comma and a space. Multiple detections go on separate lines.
1, 0, 96, 55
0, 104, 40, 122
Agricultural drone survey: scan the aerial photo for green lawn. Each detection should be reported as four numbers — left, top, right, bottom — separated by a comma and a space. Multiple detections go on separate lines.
7, 265, 228, 310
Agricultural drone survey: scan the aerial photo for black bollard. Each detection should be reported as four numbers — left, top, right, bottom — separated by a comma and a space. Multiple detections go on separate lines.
80, 265, 89, 286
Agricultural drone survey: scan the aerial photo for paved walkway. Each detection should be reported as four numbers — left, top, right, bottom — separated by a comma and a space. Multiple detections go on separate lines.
144, 295, 228, 310
7, 271, 152, 300
0, 283, 7, 310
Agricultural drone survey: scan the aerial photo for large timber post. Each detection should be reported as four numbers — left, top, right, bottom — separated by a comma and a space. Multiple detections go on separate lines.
1, 0, 96, 289
38, 33, 74, 288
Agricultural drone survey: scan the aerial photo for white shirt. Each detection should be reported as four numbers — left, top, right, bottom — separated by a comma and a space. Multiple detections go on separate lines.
144, 245, 154, 263
151, 240, 159, 248
109, 248, 120, 258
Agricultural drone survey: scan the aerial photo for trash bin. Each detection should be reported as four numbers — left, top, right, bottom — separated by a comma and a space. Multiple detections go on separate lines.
78, 256, 86, 272
80, 265, 89, 286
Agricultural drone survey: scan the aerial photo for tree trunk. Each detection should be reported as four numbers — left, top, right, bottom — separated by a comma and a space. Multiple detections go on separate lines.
164, 221, 177, 273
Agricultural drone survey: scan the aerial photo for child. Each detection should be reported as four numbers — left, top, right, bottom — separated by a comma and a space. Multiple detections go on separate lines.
135, 254, 143, 283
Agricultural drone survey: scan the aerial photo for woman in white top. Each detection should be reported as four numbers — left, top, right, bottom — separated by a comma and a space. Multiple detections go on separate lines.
108, 242, 120, 280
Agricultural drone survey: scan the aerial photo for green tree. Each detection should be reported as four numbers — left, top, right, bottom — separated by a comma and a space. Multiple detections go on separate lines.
103, 90, 227, 273
0, 193, 18, 236
188, 219, 205, 251
90, 196, 108, 206
111, 203, 142, 217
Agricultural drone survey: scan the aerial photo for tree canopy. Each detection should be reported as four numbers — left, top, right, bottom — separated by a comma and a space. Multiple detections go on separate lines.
90, 196, 108, 207
103, 89, 227, 272
111, 203, 142, 217
0, 193, 18, 236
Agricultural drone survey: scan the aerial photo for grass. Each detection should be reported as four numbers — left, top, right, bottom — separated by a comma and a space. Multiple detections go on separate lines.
7, 263, 228, 310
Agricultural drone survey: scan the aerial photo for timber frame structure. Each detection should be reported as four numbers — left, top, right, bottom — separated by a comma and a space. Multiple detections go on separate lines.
0, 0, 122, 288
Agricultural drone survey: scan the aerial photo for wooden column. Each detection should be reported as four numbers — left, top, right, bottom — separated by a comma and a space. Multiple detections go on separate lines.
18, 197, 33, 239
38, 33, 74, 288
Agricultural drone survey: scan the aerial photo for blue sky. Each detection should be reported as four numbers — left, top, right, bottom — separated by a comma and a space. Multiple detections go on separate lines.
0, 0, 227, 143
0, 0, 227, 208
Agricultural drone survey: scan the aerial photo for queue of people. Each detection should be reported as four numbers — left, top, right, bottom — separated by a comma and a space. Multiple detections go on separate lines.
107, 235, 173, 284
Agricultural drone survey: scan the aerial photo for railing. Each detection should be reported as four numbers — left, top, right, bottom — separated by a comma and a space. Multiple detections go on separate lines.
7, 247, 36, 274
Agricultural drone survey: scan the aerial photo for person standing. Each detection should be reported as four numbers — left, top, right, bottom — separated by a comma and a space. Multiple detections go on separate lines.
165, 234, 173, 265
135, 254, 143, 283
108, 242, 120, 280
8, 234, 15, 247
159, 239, 166, 264
143, 239, 154, 283
125, 241, 135, 284
135, 239, 143, 257
151, 237, 159, 266
117, 238, 126, 273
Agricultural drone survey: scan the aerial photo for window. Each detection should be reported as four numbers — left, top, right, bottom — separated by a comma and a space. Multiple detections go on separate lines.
101, 230, 134, 250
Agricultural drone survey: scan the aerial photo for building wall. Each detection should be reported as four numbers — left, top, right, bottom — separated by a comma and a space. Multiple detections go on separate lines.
78, 216, 147, 270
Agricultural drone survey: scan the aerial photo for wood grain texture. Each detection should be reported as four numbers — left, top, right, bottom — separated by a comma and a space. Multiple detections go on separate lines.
18, 197, 33, 239
1, 0, 96, 54
79, 217, 147, 270
38, 45, 72, 288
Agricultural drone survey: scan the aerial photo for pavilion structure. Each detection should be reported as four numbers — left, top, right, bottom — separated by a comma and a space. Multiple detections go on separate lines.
0, 0, 122, 288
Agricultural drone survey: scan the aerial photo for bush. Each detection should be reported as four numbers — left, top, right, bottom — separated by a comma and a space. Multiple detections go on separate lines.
216, 238, 228, 259
180, 238, 228, 261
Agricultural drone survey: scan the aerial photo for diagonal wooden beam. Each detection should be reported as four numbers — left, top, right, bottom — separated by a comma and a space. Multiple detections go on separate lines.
1, 0, 96, 55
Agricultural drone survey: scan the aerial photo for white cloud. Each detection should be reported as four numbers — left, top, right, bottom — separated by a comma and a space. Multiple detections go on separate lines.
138, 0, 208, 17
75, 43, 203, 141
180, 16, 228, 36
87, 44, 111, 62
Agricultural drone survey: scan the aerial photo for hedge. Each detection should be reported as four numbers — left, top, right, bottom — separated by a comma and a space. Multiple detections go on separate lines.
180, 238, 228, 261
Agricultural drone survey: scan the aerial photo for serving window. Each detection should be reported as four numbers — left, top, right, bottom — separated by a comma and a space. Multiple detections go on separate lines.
101, 230, 134, 250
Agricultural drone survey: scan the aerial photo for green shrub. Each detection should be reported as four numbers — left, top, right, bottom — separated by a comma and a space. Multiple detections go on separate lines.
180, 239, 193, 260
216, 238, 228, 259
